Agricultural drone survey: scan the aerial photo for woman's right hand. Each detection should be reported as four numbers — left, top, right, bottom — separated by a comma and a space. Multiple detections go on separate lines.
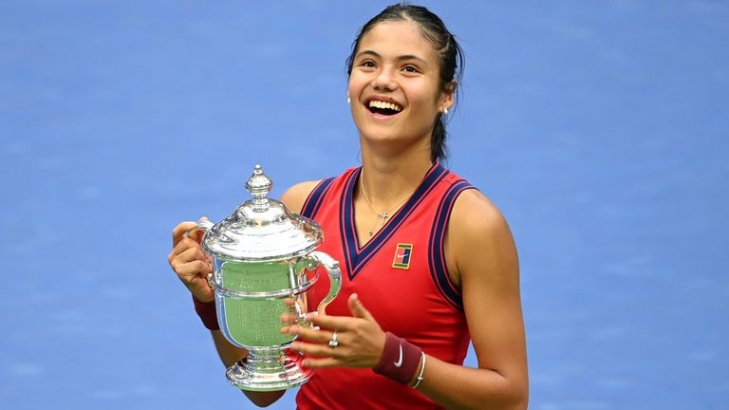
168, 221, 214, 302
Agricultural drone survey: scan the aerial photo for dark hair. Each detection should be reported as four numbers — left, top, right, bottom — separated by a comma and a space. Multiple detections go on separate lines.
345, 2, 465, 163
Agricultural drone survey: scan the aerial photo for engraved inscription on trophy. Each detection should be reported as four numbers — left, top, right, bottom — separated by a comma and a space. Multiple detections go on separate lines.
222, 261, 296, 347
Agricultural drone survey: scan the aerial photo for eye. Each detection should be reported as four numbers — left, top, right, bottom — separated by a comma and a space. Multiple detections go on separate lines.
402, 65, 421, 74
359, 60, 376, 68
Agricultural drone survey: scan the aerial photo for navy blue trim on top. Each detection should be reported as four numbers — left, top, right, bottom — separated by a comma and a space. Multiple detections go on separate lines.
341, 164, 450, 281
339, 168, 361, 278
300, 177, 336, 219
428, 179, 474, 312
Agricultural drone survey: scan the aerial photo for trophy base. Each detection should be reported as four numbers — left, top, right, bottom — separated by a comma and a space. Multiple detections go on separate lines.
226, 348, 313, 391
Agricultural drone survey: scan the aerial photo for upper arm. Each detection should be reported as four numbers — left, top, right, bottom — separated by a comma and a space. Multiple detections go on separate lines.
280, 179, 323, 213
447, 190, 528, 388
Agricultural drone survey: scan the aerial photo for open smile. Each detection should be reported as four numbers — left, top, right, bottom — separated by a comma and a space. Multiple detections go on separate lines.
365, 98, 403, 117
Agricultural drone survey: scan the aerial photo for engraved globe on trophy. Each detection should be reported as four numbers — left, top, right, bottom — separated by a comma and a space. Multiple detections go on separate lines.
194, 164, 341, 391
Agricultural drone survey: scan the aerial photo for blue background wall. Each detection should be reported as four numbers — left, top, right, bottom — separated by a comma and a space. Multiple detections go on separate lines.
1, 1, 727, 409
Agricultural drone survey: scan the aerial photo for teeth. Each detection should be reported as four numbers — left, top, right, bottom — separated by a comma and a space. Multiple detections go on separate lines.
369, 100, 402, 112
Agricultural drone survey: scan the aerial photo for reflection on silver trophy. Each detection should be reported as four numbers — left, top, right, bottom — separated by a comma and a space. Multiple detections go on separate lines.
193, 164, 342, 391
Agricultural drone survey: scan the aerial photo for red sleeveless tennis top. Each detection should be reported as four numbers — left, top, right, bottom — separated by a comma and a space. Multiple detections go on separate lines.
295, 163, 475, 410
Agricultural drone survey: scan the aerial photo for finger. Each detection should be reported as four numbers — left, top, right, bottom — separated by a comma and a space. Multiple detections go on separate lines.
288, 325, 333, 344
290, 340, 340, 360
169, 237, 200, 261
301, 356, 340, 369
303, 313, 353, 332
280, 313, 298, 326
173, 259, 211, 280
170, 250, 212, 286
348, 293, 375, 321
171, 244, 209, 269
188, 229, 205, 244
172, 221, 199, 247
188, 216, 211, 242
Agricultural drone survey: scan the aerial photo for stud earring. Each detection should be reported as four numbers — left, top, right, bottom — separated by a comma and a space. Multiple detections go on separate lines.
347, 95, 351, 104
442, 107, 449, 115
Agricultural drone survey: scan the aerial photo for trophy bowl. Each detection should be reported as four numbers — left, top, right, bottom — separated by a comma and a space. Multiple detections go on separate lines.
194, 164, 341, 391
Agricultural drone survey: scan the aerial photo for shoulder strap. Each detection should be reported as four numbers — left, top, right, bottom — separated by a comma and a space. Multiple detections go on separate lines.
429, 179, 476, 312
299, 177, 336, 219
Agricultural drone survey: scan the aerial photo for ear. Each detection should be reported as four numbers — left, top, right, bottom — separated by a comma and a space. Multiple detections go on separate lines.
440, 79, 457, 111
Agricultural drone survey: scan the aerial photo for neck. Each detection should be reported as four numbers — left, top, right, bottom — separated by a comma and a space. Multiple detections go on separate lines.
359, 171, 417, 237
358, 159, 433, 212
359, 151, 434, 200
360, 173, 410, 217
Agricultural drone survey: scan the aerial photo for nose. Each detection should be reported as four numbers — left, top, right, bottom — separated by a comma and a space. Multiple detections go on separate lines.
372, 67, 397, 92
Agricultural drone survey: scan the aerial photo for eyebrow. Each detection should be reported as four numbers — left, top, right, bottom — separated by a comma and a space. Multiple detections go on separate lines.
355, 49, 430, 67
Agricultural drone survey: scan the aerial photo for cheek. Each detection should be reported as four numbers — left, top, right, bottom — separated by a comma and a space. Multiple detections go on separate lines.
405, 79, 441, 108
347, 75, 367, 98
409, 89, 439, 112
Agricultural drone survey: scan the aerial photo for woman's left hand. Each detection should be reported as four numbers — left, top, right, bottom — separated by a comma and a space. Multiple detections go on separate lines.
283, 293, 386, 369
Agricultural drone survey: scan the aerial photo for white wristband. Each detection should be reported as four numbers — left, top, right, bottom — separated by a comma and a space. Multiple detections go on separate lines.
411, 352, 426, 389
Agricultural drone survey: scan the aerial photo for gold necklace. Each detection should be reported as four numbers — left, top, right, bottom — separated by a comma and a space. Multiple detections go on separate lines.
360, 174, 413, 236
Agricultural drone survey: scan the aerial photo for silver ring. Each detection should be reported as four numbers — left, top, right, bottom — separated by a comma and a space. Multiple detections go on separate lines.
328, 331, 339, 348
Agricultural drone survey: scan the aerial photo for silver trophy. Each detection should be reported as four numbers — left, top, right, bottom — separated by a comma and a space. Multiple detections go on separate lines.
194, 164, 342, 391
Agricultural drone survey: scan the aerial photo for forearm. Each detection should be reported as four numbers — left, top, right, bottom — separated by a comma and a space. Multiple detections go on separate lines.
211, 330, 247, 367
209, 331, 286, 407
415, 355, 528, 410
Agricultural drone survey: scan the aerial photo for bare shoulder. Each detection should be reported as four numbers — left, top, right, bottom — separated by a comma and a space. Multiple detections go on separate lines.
450, 189, 512, 240
447, 188, 518, 284
280, 180, 323, 214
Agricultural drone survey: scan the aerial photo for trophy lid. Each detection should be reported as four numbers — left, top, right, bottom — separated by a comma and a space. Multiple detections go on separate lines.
201, 164, 323, 262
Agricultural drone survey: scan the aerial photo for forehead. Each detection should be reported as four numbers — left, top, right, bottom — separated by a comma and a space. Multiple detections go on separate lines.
357, 20, 436, 61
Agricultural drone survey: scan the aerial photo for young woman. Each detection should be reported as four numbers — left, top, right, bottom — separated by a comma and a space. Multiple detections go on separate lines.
169, 4, 528, 409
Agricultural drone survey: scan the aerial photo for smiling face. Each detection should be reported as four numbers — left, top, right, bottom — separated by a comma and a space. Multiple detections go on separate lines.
347, 20, 454, 158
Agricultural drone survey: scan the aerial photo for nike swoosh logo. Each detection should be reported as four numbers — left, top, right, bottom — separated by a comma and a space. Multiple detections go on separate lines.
394, 344, 403, 367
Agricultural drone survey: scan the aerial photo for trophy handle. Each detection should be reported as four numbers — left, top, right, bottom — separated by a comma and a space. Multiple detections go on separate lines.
308, 251, 342, 314
187, 217, 215, 288
188, 217, 214, 238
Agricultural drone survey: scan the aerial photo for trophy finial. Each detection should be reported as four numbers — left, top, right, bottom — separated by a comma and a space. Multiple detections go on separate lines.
245, 164, 273, 210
